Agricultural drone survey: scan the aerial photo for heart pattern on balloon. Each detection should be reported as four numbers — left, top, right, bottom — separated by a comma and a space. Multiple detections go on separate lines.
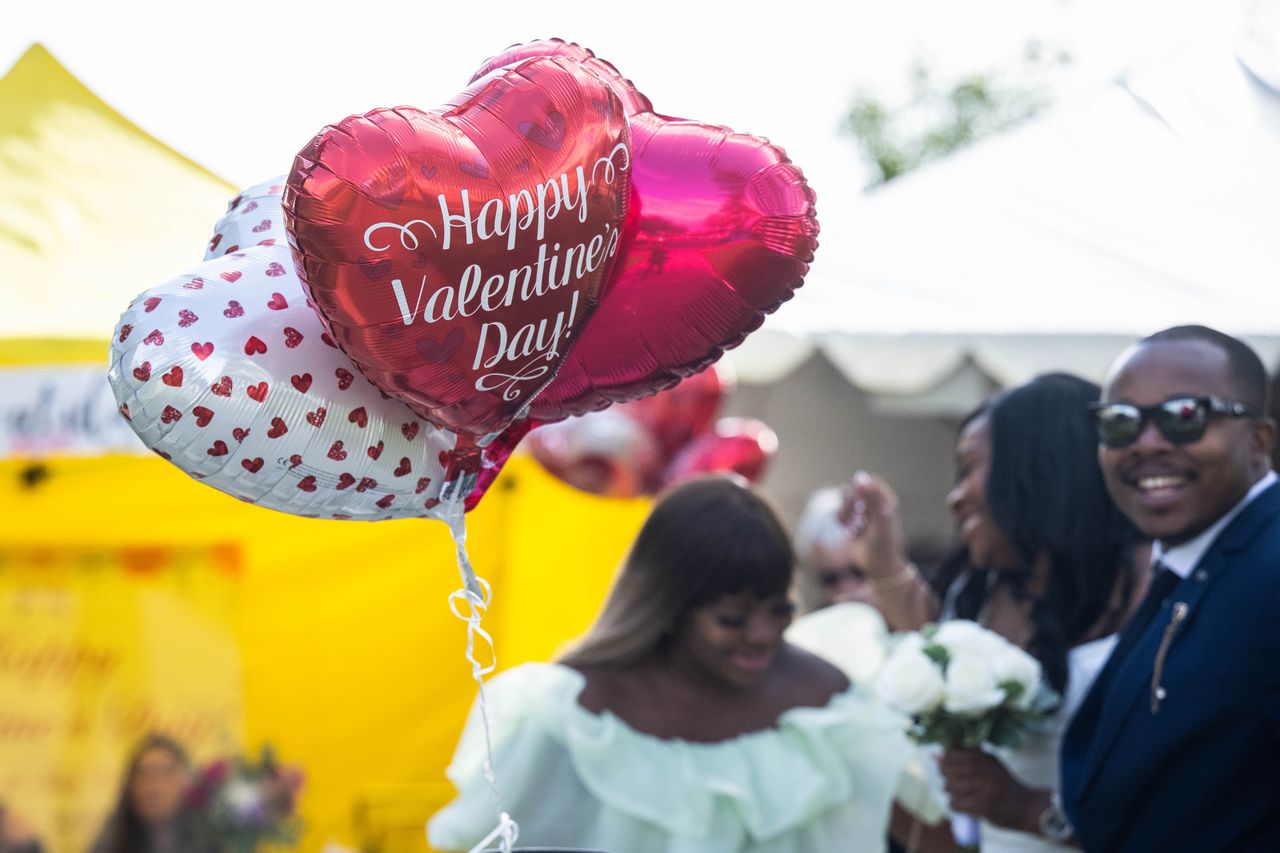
285, 55, 634, 440
109, 178, 517, 521
471, 40, 819, 422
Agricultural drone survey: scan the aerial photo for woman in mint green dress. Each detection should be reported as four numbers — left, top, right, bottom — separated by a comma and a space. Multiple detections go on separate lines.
429, 476, 911, 852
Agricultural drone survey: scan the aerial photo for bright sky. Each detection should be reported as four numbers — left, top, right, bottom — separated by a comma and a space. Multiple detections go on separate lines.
5, 0, 1260, 339
4, 0, 1230, 193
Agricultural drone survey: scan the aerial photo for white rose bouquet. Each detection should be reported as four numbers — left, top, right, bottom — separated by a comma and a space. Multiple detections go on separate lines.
874, 620, 1055, 852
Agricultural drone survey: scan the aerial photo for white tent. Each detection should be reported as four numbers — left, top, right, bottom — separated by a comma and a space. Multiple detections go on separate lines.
722, 22, 1280, 539
731, 26, 1280, 403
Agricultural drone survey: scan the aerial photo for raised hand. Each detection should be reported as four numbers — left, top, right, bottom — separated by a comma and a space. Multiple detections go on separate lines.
840, 471, 910, 581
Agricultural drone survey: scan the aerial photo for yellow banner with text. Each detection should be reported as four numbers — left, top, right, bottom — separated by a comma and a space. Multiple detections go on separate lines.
0, 545, 244, 852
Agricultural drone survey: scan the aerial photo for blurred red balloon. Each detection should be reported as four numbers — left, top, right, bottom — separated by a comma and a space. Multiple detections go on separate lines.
526, 362, 775, 497
662, 417, 779, 488
524, 407, 662, 498
620, 360, 735, 463
286, 56, 633, 440
474, 40, 819, 422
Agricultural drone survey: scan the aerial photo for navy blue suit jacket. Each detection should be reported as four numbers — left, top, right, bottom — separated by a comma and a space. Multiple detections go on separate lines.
1060, 480, 1280, 852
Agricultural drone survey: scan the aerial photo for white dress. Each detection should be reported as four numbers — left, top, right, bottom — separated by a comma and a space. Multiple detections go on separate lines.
428, 661, 912, 852
785, 602, 1118, 852
976, 633, 1116, 853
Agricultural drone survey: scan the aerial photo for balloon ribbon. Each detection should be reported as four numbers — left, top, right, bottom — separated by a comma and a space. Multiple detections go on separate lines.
441, 489, 519, 853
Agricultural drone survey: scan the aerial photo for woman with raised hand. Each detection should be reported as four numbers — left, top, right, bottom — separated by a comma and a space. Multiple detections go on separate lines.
850, 373, 1150, 852
429, 475, 911, 852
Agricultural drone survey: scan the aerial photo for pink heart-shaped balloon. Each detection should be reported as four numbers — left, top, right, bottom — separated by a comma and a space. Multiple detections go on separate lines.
285, 56, 633, 440
473, 41, 819, 420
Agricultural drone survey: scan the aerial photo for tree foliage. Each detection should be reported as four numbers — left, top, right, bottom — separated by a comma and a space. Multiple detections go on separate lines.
845, 42, 1069, 188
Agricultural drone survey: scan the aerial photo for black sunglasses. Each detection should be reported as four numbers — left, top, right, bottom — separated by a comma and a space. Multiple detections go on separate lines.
1089, 395, 1254, 449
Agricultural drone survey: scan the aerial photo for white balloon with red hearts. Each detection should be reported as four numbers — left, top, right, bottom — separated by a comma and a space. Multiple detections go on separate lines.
108, 177, 499, 521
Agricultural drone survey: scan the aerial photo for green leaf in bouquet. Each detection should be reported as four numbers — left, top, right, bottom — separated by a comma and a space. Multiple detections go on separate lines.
998, 679, 1025, 704
912, 710, 974, 748
922, 642, 950, 669
987, 712, 1030, 749
959, 714, 991, 748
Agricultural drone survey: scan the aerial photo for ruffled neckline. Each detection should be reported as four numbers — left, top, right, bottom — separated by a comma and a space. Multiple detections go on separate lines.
572, 660, 868, 744
449, 662, 909, 842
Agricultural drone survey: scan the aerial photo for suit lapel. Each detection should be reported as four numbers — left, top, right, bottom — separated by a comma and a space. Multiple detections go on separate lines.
1076, 571, 1199, 798
1072, 481, 1280, 814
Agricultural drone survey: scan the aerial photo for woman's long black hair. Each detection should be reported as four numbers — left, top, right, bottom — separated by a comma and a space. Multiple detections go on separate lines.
954, 373, 1140, 695
89, 734, 197, 853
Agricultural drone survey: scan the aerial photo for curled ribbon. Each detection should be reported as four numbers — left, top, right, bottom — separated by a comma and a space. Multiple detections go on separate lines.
441, 498, 519, 853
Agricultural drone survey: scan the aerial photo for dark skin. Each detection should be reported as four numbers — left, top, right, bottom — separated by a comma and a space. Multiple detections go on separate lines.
573, 594, 849, 742
885, 751, 1066, 853
1098, 340, 1275, 545
938, 749, 1048, 836
849, 426, 1152, 846
920, 346, 1280, 843
575, 646, 847, 741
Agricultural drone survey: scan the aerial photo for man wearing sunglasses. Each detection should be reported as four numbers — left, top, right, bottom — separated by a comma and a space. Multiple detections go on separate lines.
1061, 325, 1280, 852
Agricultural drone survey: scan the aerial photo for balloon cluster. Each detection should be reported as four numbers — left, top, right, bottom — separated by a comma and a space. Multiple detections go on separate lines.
526, 363, 778, 497
109, 39, 818, 521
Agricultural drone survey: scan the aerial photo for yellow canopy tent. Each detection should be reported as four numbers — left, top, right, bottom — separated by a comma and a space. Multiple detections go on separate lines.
0, 43, 239, 353
0, 44, 646, 852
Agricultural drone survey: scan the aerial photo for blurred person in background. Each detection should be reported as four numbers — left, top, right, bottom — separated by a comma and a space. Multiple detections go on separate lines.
89, 733, 208, 853
790, 481, 964, 853
794, 480, 962, 622
848, 373, 1151, 852
430, 475, 912, 852
789, 481, 940, 725
0, 801, 43, 853
794, 485, 880, 611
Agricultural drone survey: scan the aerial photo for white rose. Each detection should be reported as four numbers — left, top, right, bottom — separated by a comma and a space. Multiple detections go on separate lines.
876, 641, 945, 715
785, 602, 889, 683
895, 631, 927, 656
943, 653, 1006, 715
989, 643, 1042, 709
933, 620, 1005, 658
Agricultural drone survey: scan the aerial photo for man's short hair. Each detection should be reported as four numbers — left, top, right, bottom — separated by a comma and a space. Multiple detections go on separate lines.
1143, 325, 1270, 414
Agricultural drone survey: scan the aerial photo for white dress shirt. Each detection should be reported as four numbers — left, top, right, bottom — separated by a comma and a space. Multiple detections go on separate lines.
1153, 470, 1278, 578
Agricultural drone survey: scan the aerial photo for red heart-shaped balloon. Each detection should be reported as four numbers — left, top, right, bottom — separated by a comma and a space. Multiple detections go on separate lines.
473, 41, 818, 421
619, 360, 734, 464
285, 56, 633, 439
526, 360, 740, 497
662, 416, 779, 487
